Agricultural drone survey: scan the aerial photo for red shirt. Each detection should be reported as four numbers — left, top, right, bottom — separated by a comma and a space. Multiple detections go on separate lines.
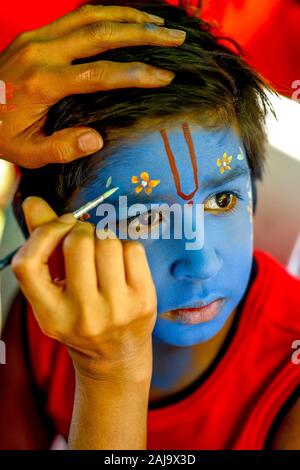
25, 250, 300, 449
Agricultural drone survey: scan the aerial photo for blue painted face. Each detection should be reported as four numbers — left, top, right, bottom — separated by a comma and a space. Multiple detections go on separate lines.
72, 123, 254, 347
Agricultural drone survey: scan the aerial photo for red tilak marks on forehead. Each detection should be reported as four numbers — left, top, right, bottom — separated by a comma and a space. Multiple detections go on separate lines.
160, 123, 199, 201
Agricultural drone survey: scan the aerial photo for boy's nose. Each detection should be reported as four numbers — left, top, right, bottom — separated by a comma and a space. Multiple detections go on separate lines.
170, 245, 223, 281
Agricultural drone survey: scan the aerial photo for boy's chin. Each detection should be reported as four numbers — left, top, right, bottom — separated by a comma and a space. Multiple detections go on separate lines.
152, 310, 232, 347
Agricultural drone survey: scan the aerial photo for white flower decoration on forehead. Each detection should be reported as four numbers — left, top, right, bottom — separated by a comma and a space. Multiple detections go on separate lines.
217, 152, 233, 174
131, 171, 160, 195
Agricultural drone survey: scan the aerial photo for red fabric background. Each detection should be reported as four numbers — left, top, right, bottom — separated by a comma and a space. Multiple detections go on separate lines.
0, 0, 299, 97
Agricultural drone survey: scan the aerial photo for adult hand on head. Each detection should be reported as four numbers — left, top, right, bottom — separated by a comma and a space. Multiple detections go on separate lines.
0, 4, 185, 168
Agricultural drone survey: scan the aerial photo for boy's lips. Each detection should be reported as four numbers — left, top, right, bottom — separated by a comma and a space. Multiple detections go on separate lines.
160, 299, 224, 324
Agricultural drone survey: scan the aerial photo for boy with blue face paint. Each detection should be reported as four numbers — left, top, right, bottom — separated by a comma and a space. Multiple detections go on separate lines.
73, 125, 253, 348
2, 0, 300, 450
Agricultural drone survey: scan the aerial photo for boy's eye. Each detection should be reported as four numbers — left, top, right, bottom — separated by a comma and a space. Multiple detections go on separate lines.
204, 192, 238, 213
131, 209, 162, 232
118, 209, 164, 235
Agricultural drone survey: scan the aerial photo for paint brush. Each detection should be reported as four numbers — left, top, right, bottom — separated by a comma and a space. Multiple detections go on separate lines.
0, 187, 119, 271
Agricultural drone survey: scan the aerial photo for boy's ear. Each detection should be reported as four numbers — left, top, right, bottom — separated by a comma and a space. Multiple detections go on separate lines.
22, 197, 58, 234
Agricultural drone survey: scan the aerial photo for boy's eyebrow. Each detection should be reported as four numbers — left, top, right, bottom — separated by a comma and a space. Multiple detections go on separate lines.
202, 167, 249, 190
107, 193, 173, 208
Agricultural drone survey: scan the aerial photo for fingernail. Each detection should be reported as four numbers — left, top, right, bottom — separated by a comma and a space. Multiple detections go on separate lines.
78, 131, 103, 153
59, 213, 77, 224
147, 14, 165, 25
155, 69, 175, 82
167, 29, 186, 39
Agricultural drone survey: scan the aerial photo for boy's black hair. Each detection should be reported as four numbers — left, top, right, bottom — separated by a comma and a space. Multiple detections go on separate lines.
15, 0, 273, 228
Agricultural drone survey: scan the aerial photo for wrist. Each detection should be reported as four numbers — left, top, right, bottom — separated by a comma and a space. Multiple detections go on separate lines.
74, 367, 152, 400
69, 340, 153, 384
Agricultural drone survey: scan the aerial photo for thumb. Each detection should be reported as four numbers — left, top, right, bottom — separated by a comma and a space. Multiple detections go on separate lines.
22, 127, 104, 168
22, 196, 58, 233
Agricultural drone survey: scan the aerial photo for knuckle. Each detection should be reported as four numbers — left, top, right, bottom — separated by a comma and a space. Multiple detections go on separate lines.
112, 316, 128, 329
34, 224, 52, 239
77, 4, 96, 18
62, 230, 89, 256
74, 315, 102, 340
14, 30, 34, 46
62, 226, 94, 254
23, 69, 42, 96
49, 140, 73, 164
87, 61, 109, 83
11, 253, 34, 278
128, 6, 144, 17
137, 296, 156, 316
18, 41, 42, 64
119, 6, 140, 18
88, 21, 114, 41
72, 228, 93, 245
129, 278, 156, 311
77, 221, 95, 236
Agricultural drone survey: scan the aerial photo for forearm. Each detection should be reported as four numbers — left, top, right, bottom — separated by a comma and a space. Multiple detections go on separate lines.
68, 370, 151, 450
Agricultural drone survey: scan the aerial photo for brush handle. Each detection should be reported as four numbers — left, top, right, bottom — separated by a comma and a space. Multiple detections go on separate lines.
0, 187, 119, 271
0, 246, 20, 271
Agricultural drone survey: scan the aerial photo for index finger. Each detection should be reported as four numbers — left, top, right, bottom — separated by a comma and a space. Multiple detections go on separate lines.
31, 4, 165, 40
52, 22, 186, 61
11, 214, 77, 309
